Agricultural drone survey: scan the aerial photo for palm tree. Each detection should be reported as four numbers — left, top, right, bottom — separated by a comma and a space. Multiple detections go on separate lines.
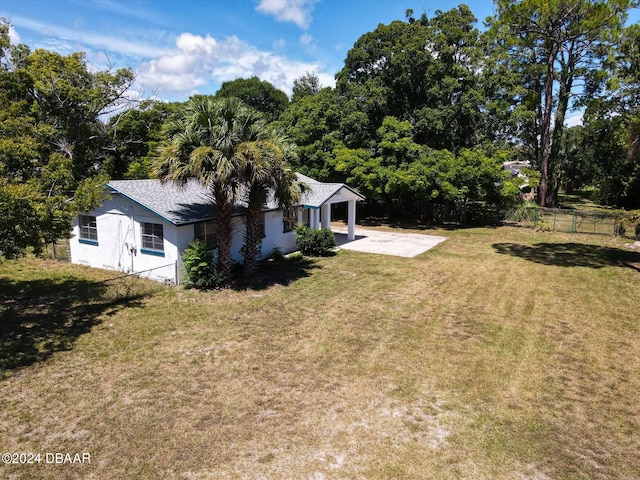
240, 134, 304, 277
155, 97, 263, 278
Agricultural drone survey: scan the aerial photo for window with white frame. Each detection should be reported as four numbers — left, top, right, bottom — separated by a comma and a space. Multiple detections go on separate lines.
194, 220, 217, 248
141, 222, 164, 254
79, 215, 98, 244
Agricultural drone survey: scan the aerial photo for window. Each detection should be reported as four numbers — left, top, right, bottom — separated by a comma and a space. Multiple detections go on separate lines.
283, 208, 296, 233
79, 215, 98, 244
194, 220, 217, 248
301, 208, 310, 227
141, 222, 164, 255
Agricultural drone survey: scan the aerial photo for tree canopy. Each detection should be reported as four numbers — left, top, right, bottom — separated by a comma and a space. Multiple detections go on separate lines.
0, 19, 134, 257
213, 76, 289, 123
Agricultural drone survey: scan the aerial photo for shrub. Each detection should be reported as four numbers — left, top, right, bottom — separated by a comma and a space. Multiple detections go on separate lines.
295, 225, 336, 256
615, 210, 640, 239
182, 240, 226, 289
268, 246, 284, 260
504, 201, 540, 223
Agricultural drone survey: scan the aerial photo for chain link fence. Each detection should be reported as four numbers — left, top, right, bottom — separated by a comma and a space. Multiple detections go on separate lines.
504, 205, 640, 239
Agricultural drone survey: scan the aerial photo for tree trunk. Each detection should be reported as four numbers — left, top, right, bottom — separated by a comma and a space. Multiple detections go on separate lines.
242, 206, 262, 278
547, 45, 575, 208
538, 38, 560, 208
213, 187, 233, 279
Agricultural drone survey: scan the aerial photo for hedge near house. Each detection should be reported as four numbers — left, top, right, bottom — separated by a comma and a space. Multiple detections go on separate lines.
295, 226, 336, 256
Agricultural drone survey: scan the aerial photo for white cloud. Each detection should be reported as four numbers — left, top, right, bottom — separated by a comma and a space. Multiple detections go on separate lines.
255, 0, 317, 29
299, 32, 313, 46
136, 31, 335, 97
272, 38, 286, 49
8, 15, 166, 58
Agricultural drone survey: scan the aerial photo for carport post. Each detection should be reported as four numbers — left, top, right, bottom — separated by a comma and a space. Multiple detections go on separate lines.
321, 203, 331, 229
347, 200, 356, 241
311, 208, 320, 230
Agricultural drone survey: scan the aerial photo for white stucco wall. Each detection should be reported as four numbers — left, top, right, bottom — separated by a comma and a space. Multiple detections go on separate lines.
261, 209, 297, 257
228, 210, 297, 262
70, 196, 180, 284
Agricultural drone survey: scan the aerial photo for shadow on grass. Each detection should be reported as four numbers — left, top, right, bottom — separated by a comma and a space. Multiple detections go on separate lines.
0, 275, 158, 378
234, 254, 321, 291
492, 242, 640, 271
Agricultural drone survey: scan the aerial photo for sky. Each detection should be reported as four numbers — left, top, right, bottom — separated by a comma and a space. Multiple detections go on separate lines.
1, 0, 500, 101
1, 0, 638, 125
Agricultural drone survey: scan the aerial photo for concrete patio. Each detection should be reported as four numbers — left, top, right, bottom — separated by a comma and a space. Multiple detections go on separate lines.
332, 226, 447, 258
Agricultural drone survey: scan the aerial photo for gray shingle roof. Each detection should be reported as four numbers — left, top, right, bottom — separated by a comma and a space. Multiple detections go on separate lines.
296, 173, 366, 208
107, 173, 364, 225
108, 179, 215, 225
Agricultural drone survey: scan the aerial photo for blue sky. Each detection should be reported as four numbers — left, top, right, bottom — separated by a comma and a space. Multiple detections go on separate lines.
1, 0, 637, 110
1, 0, 499, 101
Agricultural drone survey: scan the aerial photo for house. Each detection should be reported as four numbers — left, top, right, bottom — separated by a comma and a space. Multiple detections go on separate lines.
503, 160, 536, 201
69, 173, 365, 284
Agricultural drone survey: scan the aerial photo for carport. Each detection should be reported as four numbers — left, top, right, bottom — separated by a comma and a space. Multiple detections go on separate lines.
296, 173, 366, 241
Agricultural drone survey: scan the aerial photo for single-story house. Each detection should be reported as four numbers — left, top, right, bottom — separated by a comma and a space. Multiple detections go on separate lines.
69, 173, 365, 284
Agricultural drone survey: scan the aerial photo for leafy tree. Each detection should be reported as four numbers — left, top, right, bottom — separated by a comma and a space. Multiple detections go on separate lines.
275, 87, 344, 180
105, 100, 180, 179
0, 19, 133, 257
579, 116, 640, 208
628, 116, 640, 163
554, 126, 595, 194
575, 22, 640, 207
376, 116, 421, 167
291, 72, 321, 102
488, 0, 636, 206
214, 76, 289, 122
0, 181, 43, 258
23, 49, 135, 178
598, 24, 640, 166
336, 6, 485, 152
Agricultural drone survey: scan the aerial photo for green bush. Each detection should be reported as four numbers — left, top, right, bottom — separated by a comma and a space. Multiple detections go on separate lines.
615, 210, 640, 239
182, 240, 225, 289
295, 225, 336, 256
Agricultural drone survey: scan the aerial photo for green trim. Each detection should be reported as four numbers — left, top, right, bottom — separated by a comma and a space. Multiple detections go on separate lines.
79, 238, 98, 246
140, 248, 165, 257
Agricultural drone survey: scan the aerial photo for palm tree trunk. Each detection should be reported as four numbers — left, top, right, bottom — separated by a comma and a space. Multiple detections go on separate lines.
242, 206, 262, 278
213, 187, 233, 279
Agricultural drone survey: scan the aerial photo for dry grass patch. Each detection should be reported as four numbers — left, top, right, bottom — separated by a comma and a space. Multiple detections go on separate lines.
1, 227, 639, 479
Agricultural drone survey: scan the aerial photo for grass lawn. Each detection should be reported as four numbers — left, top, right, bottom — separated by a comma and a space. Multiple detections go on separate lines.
1, 226, 639, 479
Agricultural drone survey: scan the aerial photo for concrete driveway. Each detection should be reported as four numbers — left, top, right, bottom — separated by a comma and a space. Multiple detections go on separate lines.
332, 227, 447, 258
